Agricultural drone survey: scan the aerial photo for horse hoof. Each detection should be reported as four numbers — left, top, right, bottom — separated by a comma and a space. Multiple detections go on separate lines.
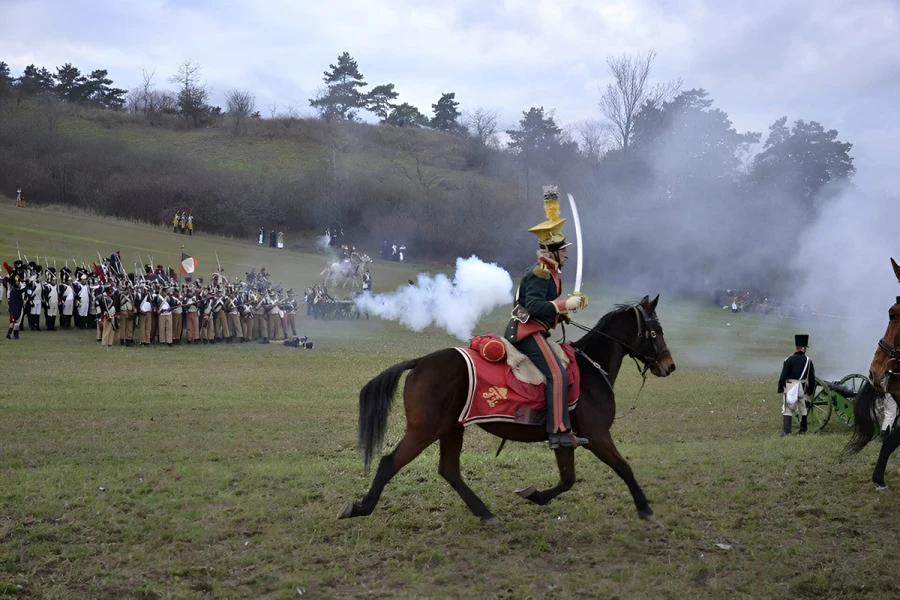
641, 514, 667, 529
481, 516, 500, 527
515, 486, 536, 499
338, 502, 356, 519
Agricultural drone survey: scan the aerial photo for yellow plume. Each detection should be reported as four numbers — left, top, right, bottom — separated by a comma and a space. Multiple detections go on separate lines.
544, 196, 560, 222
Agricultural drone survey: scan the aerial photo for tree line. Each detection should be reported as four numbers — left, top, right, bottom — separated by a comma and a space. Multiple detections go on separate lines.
0, 52, 858, 295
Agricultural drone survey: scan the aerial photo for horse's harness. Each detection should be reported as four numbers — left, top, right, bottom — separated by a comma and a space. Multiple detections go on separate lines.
564, 304, 667, 408
877, 310, 900, 362
567, 304, 665, 376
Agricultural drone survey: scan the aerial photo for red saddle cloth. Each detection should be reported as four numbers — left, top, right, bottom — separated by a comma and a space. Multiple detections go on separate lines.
456, 335, 580, 427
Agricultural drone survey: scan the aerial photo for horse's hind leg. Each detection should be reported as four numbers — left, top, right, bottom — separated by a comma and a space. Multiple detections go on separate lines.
437, 426, 496, 524
588, 433, 657, 522
872, 428, 900, 489
340, 432, 434, 519
515, 448, 576, 506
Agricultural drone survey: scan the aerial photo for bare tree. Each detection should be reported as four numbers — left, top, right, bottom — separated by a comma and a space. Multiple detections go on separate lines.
464, 106, 500, 149
225, 89, 256, 136
598, 50, 681, 149
169, 59, 209, 128
568, 118, 614, 163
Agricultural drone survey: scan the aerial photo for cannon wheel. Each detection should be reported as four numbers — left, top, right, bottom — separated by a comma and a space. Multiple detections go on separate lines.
836, 373, 869, 426
795, 377, 832, 432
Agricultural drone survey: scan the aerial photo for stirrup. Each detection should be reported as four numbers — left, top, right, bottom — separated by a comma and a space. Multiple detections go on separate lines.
548, 432, 589, 449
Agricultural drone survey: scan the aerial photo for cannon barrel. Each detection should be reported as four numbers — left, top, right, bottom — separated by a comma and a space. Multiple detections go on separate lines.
825, 380, 858, 399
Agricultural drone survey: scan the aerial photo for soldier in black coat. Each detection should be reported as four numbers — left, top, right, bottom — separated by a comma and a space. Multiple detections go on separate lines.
777, 334, 816, 436
6, 275, 25, 339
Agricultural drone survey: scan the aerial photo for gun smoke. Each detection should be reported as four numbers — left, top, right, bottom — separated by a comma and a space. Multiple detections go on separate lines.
354, 256, 513, 341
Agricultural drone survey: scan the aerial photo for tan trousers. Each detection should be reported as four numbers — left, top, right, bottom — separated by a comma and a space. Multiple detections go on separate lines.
241, 315, 253, 340
186, 312, 200, 341
214, 312, 228, 339
253, 313, 266, 339
158, 313, 173, 344
119, 310, 134, 341
150, 313, 158, 342
101, 319, 116, 346
200, 314, 214, 340
140, 313, 153, 344
267, 313, 282, 340
172, 312, 183, 342
228, 313, 242, 339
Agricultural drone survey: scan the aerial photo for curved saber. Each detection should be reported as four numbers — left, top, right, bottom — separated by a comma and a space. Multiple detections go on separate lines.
567, 193, 584, 293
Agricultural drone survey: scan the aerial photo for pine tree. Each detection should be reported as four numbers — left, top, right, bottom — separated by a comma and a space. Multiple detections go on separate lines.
309, 52, 368, 122
430, 92, 461, 132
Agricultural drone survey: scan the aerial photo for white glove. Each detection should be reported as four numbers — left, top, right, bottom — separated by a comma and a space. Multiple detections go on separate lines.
565, 294, 588, 311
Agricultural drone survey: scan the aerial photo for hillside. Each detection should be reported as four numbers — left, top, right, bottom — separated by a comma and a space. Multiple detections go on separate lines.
0, 97, 532, 267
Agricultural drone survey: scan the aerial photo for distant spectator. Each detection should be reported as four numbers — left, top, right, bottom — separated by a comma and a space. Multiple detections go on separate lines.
269, 230, 276, 248
15, 189, 25, 208
276, 231, 284, 249
258, 228, 265, 245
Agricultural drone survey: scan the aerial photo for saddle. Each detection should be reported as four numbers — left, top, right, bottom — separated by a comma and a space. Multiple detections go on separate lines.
456, 334, 581, 427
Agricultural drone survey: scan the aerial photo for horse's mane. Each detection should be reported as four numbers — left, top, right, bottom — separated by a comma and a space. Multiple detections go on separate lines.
572, 302, 635, 349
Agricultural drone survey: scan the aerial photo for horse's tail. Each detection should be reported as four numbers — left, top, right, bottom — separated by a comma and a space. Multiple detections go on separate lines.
358, 358, 420, 470
844, 380, 879, 456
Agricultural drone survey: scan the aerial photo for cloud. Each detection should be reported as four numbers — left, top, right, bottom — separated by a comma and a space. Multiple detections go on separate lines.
2, 0, 899, 192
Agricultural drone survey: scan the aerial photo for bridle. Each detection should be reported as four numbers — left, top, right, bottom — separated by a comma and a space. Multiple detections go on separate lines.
876, 309, 900, 371
567, 304, 667, 377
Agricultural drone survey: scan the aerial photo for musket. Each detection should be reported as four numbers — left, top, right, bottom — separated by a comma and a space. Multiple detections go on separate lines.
215, 250, 222, 275
16, 240, 21, 261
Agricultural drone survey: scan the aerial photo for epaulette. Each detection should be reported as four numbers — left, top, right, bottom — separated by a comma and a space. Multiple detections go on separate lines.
532, 264, 551, 280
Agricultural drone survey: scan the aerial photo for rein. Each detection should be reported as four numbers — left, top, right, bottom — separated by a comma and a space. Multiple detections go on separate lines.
564, 304, 666, 409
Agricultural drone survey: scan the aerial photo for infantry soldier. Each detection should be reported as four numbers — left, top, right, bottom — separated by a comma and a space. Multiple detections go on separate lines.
6, 273, 25, 339
184, 289, 200, 343
59, 266, 74, 329
187, 214, 194, 236
42, 268, 59, 331
15, 189, 25, 208
225, 288, 242, 343
138, 286, 154, 345
504, 185, 590, 449
118, 281, 135, 346
170, 287, 183, 344
156, 289, 174, 346
778, 334, 815, 436
99, 283, 117, 348
173, 211, 181, 233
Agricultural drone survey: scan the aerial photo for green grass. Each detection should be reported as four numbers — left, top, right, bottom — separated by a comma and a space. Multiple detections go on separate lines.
1, 203, 896, 599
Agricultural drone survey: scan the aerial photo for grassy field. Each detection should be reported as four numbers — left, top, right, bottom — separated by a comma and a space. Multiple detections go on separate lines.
1, 202, 897, 599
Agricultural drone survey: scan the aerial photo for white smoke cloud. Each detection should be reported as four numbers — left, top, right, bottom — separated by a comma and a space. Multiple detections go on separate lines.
791, 189, 899, 375
354, 255, 513, 341
315, 234, 331, 251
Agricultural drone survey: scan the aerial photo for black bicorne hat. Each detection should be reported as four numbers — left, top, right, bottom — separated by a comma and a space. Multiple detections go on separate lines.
795, 334, 809, 347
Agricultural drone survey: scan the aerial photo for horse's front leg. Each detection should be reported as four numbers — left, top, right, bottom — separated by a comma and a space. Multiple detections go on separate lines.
872, 427, 900, 489
588, 432, 661, 525
515, 447, 576, 506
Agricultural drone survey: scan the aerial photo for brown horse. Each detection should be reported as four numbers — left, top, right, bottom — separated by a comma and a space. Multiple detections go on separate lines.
340, 295, 676, 525
845, 261, 900, 488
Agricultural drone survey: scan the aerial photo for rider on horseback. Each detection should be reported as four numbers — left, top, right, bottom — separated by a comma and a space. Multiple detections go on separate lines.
504, 185, 590, 449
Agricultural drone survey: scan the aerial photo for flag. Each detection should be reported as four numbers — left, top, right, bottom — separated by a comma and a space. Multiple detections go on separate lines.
92, 261, 106, 282
180, 252, 198, 275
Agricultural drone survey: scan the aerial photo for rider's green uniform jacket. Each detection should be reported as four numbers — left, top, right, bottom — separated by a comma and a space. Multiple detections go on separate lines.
778, 350, 815, 394
504, 258, 567, 343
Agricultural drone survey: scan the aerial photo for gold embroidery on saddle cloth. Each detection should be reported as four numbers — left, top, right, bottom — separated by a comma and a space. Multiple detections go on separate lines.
482, 386, 509, 407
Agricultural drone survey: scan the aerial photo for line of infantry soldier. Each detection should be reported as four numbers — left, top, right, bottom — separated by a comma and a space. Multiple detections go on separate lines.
3, 258, 308, 348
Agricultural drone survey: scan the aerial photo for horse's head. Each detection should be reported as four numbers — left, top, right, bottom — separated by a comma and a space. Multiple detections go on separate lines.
870, 294, 900, 394
582, 294, 676, 378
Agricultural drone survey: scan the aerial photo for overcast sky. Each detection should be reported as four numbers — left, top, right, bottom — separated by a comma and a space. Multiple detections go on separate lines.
3, 0, 899, 194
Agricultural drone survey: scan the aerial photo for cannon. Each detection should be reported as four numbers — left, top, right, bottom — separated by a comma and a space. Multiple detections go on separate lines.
798, 373, 868, 432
